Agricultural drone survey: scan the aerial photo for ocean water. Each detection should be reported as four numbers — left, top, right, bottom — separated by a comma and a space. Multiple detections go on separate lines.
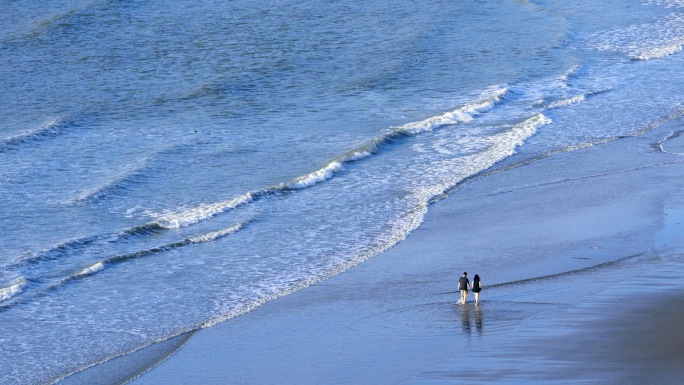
2, 0, 684, 383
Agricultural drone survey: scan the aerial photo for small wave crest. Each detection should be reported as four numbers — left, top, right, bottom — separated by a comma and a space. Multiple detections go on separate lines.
188, 223, 245, 243
280, 147, 376, 190
559, 65, 583, 83
0, 278, 27, 302
544, 94, 587, 109
395, 86, 509, 135
286, 161, 344, 189
0, 117, 69, 151
154, 193, 253, 229
345, 149, 374, 161
75, 262, 105, 277
67, 143, 185, 204
69, 169, 147, 204
7, 234, 105, 271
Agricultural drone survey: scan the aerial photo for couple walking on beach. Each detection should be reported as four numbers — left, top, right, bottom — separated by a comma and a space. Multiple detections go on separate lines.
458, 272, 482, 304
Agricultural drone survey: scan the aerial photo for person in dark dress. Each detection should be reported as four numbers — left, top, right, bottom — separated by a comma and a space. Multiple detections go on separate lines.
472, 274, 482, 304
458, 272, 471, 304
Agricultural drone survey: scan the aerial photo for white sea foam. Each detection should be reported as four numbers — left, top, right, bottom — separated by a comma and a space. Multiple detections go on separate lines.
155, 193, 253, 229
586, 13, 684, 60
633, 43, 683, 60
0, 277, 27, 302
188, 223, 244, 243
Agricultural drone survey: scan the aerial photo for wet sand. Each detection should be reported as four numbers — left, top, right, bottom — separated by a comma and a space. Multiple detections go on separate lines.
61, 119, 684, 384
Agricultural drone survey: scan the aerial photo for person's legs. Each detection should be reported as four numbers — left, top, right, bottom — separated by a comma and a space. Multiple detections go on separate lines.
474, 292, 479, 304
460, 289, 467, 304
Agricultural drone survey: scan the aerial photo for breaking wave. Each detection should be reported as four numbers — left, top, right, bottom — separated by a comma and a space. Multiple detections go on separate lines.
154, 194, 254, 229
0, 278, 27, 302
75, 262, 105, 278
395, 86, 509, 135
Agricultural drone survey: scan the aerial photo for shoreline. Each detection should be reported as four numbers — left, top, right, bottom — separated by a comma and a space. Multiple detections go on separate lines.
60, 118, 684, 384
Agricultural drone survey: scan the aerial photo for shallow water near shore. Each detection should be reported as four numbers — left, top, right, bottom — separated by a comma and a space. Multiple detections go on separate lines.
3, 1, 684, 384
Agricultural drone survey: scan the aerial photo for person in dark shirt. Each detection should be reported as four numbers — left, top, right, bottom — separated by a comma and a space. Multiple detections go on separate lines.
458, 272, 471, 304
472, 274, 482, 304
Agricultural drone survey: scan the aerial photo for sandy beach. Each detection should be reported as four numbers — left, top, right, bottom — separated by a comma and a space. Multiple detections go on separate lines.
58, 117, 684, 385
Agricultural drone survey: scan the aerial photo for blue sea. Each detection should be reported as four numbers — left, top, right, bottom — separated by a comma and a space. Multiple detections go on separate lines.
2, 1, 684, 383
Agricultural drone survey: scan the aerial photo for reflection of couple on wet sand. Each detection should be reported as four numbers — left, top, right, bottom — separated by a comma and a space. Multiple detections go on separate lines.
457, 272, 482, 304
460, 301, 484, 334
